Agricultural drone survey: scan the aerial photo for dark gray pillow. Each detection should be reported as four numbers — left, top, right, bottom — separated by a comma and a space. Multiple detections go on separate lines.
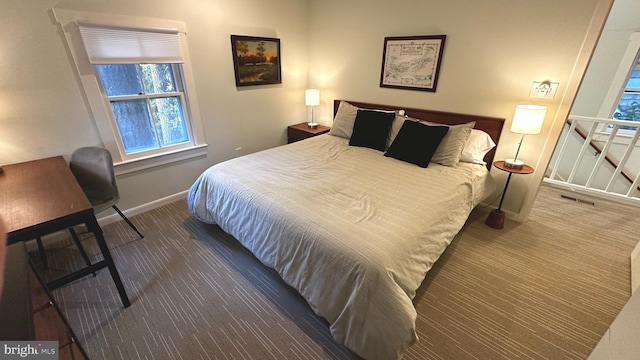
384, 120, 449, 168
348, 110, 396, 151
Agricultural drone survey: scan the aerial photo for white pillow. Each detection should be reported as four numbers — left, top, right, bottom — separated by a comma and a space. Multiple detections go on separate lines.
429, 121, 475, 167
329, 101, 359, 139
329, 101, 396, 140
460, 129, 496, 165
388, 113, 408, 147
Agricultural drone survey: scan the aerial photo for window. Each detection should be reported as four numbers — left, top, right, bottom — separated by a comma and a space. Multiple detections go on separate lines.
53, 9, 206, 174
599, 32, 640, 136
611, 59, 640, 131
96, 63, 191, 154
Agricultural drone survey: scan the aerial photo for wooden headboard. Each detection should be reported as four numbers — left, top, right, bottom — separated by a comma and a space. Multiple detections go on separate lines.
334, 100, 505, 169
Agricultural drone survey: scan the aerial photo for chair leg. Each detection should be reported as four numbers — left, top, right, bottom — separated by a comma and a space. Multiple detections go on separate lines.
36, 237, 48, 269
112, 205, 144, 239
69, 227, 97, 277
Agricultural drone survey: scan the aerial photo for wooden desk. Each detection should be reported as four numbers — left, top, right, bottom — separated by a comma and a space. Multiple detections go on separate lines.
0, 156, 130, 308
0, 243, 33, 340
0, 242, 89, 358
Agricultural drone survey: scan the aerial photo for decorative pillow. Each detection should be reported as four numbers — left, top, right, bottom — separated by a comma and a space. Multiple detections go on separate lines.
349, 110, 396, 151
460, 129, 496, 165
384, 120, 449, 168
329, 101, 360, 139
388, 113, 408, 149
429, 121, 475, 167
329, 101, 396, 140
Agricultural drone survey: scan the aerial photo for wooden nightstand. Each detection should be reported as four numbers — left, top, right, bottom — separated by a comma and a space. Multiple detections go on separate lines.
485, 160, 534, 229
287, 122, 330, 143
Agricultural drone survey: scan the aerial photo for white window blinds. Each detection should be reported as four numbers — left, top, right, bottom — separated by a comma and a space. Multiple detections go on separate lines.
78, 23, 183, 64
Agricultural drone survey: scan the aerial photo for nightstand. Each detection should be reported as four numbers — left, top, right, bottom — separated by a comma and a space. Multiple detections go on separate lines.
287, 122, 330, 143
485, 160, 534, 229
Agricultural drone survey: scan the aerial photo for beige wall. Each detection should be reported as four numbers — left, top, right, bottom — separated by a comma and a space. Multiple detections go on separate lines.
563, 0, 640, 191
307, 0, 609, 217
572, 0, 640, 117
0, 0, 613, 219
0, 0, 309, 215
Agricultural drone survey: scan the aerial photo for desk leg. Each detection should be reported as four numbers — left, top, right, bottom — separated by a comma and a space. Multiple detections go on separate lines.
85, 217, 131, 308
485, 172, 514, 229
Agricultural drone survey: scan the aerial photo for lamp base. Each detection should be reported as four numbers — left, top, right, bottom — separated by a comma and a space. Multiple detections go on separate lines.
307, 122, 318, 128
504, 158, 524, 170
485, 209, 505, 229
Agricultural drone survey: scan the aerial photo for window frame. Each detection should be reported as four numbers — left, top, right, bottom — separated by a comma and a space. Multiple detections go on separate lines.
97, 63, 195, 160
596, 32, 640, 140
52, 9, 207, 175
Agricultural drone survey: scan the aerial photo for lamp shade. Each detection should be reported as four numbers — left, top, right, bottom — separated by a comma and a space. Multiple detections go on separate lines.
510, 105, 546, 135
305, 89, 320, 106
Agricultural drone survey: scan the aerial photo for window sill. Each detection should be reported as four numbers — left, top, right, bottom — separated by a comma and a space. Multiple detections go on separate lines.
114, 144, 208, 176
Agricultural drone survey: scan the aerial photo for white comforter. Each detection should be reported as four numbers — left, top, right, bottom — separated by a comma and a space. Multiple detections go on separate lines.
187, 134, 493, 360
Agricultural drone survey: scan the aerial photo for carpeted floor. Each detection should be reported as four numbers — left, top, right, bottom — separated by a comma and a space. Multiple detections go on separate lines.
33, 184, 639, 360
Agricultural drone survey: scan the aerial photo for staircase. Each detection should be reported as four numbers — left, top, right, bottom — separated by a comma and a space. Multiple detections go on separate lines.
545, 115, 640, 206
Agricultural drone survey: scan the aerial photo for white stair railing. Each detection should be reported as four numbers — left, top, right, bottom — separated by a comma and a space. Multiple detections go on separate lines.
545, 115, 640, 206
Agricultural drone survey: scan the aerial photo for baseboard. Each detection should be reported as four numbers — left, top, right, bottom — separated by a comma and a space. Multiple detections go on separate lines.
631, 241, 640, 295
25, 190, 189, 252
96, 190, 189, 227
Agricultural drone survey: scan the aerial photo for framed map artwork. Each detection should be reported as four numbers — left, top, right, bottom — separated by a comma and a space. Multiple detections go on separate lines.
379, 35, 446, 92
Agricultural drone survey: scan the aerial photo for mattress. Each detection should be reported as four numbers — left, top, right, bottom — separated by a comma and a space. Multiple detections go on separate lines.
187, 134, 494, 359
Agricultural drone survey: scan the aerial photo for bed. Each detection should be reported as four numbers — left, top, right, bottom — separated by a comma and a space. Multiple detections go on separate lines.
187, 100, 505, 359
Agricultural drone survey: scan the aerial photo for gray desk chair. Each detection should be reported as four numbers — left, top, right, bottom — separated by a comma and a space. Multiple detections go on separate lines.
70, 146, 144, 238
36, 147, 143, 269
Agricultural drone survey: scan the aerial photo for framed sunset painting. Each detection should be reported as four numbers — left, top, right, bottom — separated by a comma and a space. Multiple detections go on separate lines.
231, 35, 281, 86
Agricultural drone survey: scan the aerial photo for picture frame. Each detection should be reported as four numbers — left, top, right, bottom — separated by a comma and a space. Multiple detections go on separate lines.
379, 35, 446, 92
230, 35, 281, 87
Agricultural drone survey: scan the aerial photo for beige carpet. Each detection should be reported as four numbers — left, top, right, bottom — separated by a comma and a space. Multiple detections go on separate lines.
33, 184, 639, 359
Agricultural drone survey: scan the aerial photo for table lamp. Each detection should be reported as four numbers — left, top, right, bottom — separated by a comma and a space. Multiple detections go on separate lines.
505, 104, 546, 169
305, 89, 320, 128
